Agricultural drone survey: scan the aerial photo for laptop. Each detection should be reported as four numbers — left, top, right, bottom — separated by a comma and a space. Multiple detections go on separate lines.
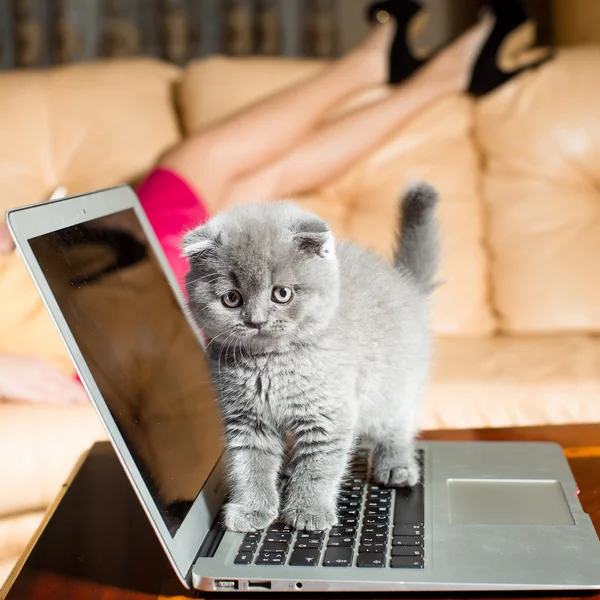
7, 185, 600, 593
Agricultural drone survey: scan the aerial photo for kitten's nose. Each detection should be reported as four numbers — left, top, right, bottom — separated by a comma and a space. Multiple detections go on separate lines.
244, 319, 267, 331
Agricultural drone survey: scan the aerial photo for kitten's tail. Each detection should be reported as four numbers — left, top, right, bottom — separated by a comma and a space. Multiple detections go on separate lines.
395, 182, 440, 294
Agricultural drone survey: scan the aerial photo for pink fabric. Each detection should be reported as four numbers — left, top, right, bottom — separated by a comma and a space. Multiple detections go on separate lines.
137, 168, 210, 293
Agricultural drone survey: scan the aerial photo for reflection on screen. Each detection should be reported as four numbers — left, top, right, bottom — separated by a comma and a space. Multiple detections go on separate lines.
29, 209, 223, 536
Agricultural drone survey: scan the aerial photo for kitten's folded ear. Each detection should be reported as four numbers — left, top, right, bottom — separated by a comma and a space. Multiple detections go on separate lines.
181, 224, 220, 258
292, 218, 335, 259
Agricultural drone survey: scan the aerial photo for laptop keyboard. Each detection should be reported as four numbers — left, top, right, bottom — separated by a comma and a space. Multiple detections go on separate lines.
233, 449, 425, 569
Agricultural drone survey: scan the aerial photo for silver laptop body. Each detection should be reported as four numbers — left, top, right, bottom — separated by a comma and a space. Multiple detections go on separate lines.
7, 186, 600, 593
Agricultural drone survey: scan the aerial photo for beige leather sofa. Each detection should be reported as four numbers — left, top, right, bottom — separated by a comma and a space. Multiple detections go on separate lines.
1, 48, 600, 583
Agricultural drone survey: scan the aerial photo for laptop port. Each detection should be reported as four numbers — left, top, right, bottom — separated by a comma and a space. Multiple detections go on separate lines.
214, 580, 238, 590
248, 580, 272, 590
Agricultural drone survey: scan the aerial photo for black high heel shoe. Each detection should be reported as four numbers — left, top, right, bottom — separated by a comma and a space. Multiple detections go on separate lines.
468, 0, 554, 96
366, 0, 430, 85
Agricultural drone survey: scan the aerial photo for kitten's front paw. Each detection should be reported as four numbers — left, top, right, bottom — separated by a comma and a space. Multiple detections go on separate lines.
373, 457, 420, 488
281, 506, 338, 531
223, 503, 278, 532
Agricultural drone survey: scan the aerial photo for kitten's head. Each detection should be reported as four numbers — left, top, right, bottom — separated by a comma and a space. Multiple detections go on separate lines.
182, 202, 340, 351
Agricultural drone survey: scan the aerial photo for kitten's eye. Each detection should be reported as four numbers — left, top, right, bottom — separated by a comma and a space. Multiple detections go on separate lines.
272, 286, 293, 304
222, 290, 243, 308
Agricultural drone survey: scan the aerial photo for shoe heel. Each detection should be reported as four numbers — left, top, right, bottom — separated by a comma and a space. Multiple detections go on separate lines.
468, 0, 553, 96
366, 0, 428, 85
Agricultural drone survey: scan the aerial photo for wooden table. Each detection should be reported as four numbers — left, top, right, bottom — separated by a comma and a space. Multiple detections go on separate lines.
2, 423, 599, 600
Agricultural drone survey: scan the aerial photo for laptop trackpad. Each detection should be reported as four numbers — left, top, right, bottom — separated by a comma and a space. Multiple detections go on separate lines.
448, 479, 575, 525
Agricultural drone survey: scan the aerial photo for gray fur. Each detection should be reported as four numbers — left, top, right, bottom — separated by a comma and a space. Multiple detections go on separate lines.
183, 182, 439, 532
396, 183, 440, 294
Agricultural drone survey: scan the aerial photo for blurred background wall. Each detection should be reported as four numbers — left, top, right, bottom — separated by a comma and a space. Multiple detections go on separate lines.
552, 0, 600, 46
0, 0, 593, 70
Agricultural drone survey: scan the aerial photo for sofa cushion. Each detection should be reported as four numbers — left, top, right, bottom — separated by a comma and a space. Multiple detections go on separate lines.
424, 334, 600, 430
0, 58, 182, 371
0, 511, 44, 563
180, 57, 495, 336
0, 253, 73, 373
476, 48, 600, 333
0, 403, 106, 516
0, 58, 181, 217
0, 555, 19, 592
179, 56, 327, 133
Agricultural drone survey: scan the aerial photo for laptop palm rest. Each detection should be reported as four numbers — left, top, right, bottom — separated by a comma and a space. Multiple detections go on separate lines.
448, 479, 575, 525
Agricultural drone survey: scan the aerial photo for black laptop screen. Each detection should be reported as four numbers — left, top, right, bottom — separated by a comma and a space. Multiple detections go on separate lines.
29, 209, 223, 536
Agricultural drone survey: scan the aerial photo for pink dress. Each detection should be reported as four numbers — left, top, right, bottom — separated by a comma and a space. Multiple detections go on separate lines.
136, 168, 210, 294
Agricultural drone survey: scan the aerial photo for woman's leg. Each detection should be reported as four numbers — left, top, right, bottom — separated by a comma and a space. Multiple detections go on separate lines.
223, 76, 443, 206
160, 21, 396, 209
224, 17, 493, 207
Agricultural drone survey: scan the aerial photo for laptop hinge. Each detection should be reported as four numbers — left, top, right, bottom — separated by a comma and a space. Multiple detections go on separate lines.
197, 512, 226, 558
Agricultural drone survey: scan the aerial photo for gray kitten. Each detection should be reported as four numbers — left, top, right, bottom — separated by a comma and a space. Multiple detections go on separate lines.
182, 183, 439, 532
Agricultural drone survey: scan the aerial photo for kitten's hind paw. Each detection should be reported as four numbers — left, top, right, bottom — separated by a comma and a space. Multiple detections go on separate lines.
373, 459, 420, 488
281, 506, 338, 532
223, 503, 278, 532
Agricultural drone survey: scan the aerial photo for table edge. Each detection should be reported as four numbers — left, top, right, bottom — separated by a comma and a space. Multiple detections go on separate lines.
0, 448, 91, 599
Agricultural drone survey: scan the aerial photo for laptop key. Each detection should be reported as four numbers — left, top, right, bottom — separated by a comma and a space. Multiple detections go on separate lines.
358, 544, 387, 553
357, 553, 386, 568
394, 485, 424, 525
267, 524, 292, 533
234, 551, 254, 565
294, 540, 321, 550
297, 531, 324, 540
265, 533, 292, 544
289, 548, 320, 566
330, 526, 357, 536
391, 556, 424, 569
369, 489, 391, 497
393, 536, 423, 547
260, 542, 289, 553
362, 524, 388, 534
255, 552, 286, 565
392, 546, 423, 557
295, 535, 323, 544
366, 500, 389, 509
360, 532, 387, 544
243, 532, 261, 541
363, 515, 388, 526
327, 536, 354, 547
393, 524, 423, 537
323, 547, 353, 567
240, 542, 258, 552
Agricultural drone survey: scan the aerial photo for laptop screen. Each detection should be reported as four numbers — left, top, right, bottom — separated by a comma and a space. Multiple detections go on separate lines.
28, 208, 224, 537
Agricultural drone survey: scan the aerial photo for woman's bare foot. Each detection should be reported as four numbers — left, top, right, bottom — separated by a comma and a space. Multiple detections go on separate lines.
414, 14, 495, 94
0, 223, 15, 253
338, 18, 397, 88
0, 354, 88, 405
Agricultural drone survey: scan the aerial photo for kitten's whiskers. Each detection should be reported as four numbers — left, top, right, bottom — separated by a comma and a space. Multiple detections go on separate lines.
204, 330, 229, 353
